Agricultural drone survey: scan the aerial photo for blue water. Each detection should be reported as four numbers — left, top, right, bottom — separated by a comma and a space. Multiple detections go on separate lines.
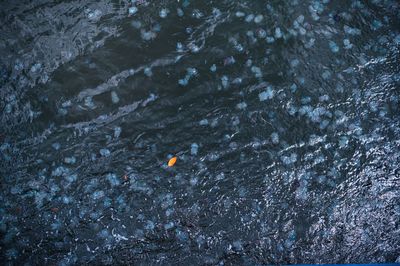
1, 0, 399, 264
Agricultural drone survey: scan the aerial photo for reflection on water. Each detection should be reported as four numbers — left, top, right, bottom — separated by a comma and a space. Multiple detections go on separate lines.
1, 0, 400, 264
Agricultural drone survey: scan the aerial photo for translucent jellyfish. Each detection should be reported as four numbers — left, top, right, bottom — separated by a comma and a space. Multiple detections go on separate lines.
284, 230, 296, 248
250, 66, 261, 78
58, 108, 68, 116
231, 116, 240, 126
176, 42, 184, 52
100, 148, 111, 157
186, 67, 198, 77
319, 95, 330, 102
343, 39, 353, 49
274, 27, 283, 39
339, 136, 349, 148
191, 143, 199, 155
84, 96, 95, 108
114, 127, 122, 138
62, 100, 72, 108
215, 172, 225, 181
224, 56, 235, 66
64, 156, 76, 165
5, 103, 12, 113
5, 248, 18, 260
52, 166, 68, 177
141, 30, 156, 41
256, 29, 267, 39
131, 20, 142, 29
103, 197, 112, 208
159, 8, 169, 18
98, 229, 109, 239
190, 177, 198, 186
92, 190, 105, 200
221, 75, 229, 88
301, 96, 311, 104
145, 220, 155, 230
245, 14, 255, 23
322, 70, 331, 80
128, 6, 138, 15
164, 221, 175, 230
254, 15, 263, 23
371, 19, 383, 30
177, 8, 184, 17
290, 153, 298, 163
258, 87, 274, 101
266, 36, 275, 43
87, 9, 102, 20
176, 229, 189, 242
235, 11, 245, 17
144, 67, 153, 77
52, 142, 61, 150
178, 78, 189, 86
328, 40, 339, 53
106, 173, 120, 187
290, 59, 300, 68
65, 174, 77, 183
236, 102, 247, 110
196, 235, 206, 248
271, 132, 279, 144
188, 43, 200, 53
295, 179, 308, 201
51, 221, 62, 231
62, 195, 72, 204
210, 64, 217, 72
10, 186, 22, 195
165, 208, 174, 216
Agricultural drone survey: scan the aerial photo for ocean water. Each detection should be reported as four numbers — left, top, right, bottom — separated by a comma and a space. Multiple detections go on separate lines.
0, 0, 399, 264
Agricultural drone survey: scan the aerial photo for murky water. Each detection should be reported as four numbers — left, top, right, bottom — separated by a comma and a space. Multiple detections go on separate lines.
1, 0, 400, 264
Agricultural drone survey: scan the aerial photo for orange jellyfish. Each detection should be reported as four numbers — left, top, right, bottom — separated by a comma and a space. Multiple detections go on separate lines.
168, 156, 177, 167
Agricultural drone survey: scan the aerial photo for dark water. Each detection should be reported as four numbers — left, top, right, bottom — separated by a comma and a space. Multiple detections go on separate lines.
1, 0, 400, 264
